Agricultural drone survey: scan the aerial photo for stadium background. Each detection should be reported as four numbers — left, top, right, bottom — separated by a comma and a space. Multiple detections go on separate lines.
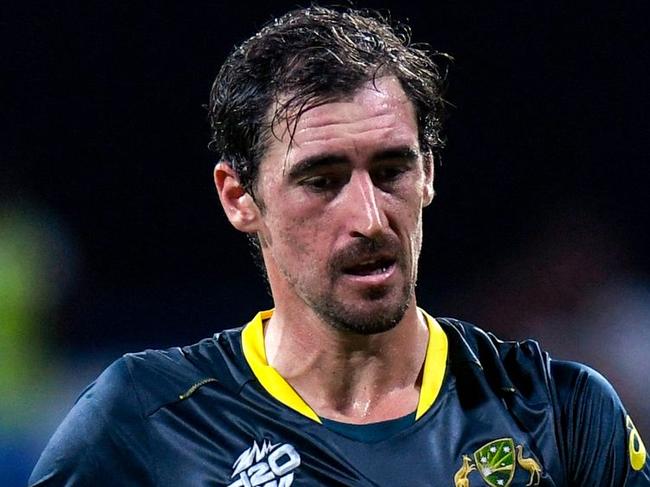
3, 1, 649, 484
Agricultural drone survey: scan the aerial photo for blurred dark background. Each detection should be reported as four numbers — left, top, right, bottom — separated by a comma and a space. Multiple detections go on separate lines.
2, 1, 649, 484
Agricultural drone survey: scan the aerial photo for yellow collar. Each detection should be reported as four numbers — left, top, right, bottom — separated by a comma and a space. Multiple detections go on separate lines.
241, 308, 448, 424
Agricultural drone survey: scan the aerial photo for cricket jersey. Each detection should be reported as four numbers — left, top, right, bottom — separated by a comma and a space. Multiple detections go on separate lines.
29, 309, 650, 486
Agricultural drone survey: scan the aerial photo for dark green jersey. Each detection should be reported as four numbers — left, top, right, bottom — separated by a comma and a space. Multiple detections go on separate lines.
30, 310, 650, 486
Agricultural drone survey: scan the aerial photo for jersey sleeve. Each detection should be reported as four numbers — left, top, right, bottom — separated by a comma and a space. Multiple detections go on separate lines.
28, 357, 154, 486
551, 360, 650, 486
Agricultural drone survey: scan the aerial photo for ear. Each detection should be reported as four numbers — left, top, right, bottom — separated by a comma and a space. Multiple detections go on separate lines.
422, 152, 435, 207
214, 162, 262, 232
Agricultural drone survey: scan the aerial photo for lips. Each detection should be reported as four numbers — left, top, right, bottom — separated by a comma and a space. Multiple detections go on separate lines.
330, 236, 402, 283
343, 257, 396, 276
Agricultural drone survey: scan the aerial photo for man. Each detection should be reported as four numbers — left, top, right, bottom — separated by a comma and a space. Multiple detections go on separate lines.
30, 6, 648, 486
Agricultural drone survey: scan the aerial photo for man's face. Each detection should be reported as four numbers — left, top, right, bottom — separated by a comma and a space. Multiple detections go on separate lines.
253, 76, 434, 334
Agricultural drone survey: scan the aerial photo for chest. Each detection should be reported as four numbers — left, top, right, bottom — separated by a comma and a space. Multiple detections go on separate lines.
144, 379, 563, 486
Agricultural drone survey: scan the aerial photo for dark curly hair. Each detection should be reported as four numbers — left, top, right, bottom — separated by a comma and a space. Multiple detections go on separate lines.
208, 6, 449, 195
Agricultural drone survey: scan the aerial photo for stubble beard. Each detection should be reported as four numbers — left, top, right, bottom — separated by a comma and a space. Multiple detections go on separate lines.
311, 277, 415, 335
291, 248, 418, 336
276, 231, 422, 336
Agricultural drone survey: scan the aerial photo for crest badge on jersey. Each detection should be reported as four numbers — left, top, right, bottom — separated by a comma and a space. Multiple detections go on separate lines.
473, 438, 516, 487
454, 438, 542, 487
227, 439, 301, 487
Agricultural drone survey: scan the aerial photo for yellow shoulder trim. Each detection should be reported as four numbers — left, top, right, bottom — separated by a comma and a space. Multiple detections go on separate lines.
241, 310, 321, 423
415, 309, 449, 420
627, 415, 647, 471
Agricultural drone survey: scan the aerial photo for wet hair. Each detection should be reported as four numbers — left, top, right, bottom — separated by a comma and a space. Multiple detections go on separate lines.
207, 5, 449, 195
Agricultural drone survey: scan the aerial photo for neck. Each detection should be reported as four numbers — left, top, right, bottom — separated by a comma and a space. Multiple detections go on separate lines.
264, 301, 428, 424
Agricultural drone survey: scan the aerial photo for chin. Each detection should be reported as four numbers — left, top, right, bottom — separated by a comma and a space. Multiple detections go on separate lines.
315, 294, 412, 336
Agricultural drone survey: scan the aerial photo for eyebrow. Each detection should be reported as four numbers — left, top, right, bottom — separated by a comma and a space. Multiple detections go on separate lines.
373, 147, 420, 164
288, 146, 420, 180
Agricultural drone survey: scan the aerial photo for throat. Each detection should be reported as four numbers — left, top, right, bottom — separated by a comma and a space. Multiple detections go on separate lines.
297, 376, 422, 424
263, 305, 429, 423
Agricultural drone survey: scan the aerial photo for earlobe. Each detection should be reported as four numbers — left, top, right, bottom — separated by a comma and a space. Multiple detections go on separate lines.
214, 162, 262, 232
423, 185, 435, 207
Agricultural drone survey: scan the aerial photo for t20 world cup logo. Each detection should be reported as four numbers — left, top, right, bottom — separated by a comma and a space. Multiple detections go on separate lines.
228, 440, 301, 487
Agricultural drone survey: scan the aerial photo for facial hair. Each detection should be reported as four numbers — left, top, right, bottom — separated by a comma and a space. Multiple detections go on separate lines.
290, 234, 417, 336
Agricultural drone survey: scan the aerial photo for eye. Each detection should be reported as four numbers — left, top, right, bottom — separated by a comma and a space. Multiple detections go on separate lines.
301, 174, 345, 192
372, 164, 409, 185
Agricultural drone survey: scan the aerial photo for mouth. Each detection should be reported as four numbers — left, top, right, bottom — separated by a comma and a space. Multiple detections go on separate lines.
342, 257, 397, 277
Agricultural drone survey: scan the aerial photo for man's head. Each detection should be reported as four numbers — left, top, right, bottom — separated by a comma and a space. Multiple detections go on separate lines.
208, 6, 447, 196
212, 7, 447, 334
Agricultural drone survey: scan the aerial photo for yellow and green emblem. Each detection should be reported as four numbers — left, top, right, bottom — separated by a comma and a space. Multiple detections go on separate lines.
473, 438, 515, 487
454, 438, 542, 487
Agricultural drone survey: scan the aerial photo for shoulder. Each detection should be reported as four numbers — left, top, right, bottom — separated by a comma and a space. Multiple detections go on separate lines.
550, 359, 650, 483
548, 359, 622, 411
29, 328, 249, 486
545, 359, 629, 445
437, 317, 650, 484
64, 325, 251, 425
108, 327, 249, 415
436, 317, 551, 403
437, 317, 626, 407
28, 357, 148, 485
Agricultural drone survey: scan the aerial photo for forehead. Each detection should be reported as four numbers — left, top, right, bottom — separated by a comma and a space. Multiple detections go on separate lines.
262, 76, 419, 171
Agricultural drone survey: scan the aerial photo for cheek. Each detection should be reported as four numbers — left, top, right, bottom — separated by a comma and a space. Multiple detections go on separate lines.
390, 192, 423, 231
269, 210, 325, 261
394, 199, 424, 260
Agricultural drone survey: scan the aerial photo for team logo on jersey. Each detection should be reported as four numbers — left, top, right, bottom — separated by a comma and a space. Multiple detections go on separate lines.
227, 440, 301, 487
454, 438, 542, 487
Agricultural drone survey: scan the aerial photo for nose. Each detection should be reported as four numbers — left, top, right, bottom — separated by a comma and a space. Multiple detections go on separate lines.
343, 170, 388, 238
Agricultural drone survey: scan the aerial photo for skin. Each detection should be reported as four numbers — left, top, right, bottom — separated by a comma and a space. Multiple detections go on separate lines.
215, 76, 435, 423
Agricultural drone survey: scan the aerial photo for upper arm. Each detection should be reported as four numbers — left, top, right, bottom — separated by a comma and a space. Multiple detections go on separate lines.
551, 360, 650, 486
